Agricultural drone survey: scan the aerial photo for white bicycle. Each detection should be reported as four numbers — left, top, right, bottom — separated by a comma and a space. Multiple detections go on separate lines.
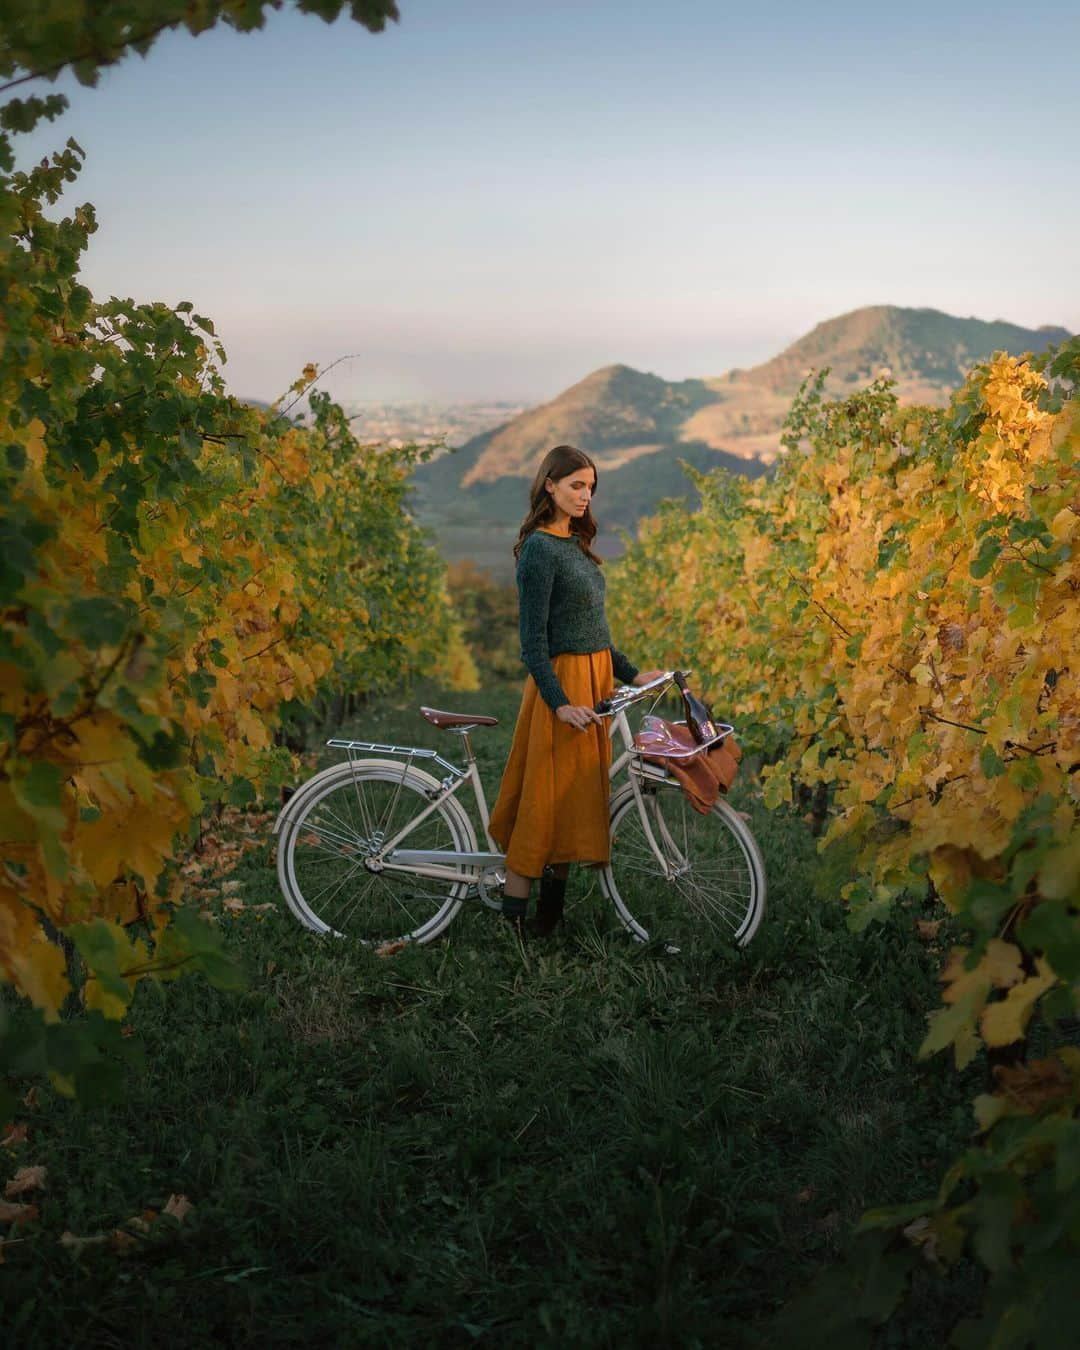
273, 670, 766, 954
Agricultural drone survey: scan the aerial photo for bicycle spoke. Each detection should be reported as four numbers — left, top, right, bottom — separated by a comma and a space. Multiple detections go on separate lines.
371, 766, 412, 844
349, 770, 376, 843
296, 817, 365, 856
301, 856, 369, 913
327, 872, 382, 929
356, 870, 418, 927
668, 871, 746, 927
313, 796, 367, 839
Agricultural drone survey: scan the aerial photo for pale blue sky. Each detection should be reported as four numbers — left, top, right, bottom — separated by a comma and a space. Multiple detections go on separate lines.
16, 0, 1080, 403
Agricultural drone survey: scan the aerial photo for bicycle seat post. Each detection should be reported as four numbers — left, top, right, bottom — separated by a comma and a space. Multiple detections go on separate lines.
450, 727, 477, 766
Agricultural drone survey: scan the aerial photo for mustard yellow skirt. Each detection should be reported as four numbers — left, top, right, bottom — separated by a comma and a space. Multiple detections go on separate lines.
488, 649, 615, 877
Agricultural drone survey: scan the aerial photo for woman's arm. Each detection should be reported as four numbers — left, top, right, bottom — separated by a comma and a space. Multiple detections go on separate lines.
517, 542, 571, 711
609, 646, 640, 685
613, 648, 666, 689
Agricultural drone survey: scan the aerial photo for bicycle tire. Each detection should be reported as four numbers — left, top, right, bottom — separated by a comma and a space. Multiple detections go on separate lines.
275, 758, 477, 944
600, 780, 766, 952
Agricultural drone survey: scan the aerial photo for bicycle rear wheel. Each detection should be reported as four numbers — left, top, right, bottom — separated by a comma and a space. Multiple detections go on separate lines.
276, 758, 476, 944
601, 780, 766, 953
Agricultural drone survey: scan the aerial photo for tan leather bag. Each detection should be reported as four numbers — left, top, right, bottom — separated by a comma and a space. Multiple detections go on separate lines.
633, 715, 741, 815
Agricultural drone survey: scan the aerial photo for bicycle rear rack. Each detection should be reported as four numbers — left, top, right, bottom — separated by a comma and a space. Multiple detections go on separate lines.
325, 738, 464, 780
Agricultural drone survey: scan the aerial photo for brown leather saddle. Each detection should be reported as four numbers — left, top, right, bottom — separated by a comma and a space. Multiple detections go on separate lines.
419, 706, 499, 730
633, 715, 741, 814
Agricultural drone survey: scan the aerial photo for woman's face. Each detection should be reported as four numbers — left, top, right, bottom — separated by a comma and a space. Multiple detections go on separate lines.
546, 465, 596, 519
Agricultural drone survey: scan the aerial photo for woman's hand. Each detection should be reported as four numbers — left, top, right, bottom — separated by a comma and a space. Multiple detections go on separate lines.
632, 669, 667, 687
556, 703, 602, 731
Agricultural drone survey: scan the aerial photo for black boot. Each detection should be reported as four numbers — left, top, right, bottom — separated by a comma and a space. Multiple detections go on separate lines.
530, 866, 566, 938
500, 891, 528, 940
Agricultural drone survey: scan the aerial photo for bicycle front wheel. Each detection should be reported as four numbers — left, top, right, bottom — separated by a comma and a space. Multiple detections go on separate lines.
276, 758, 476, 944
601, 781, 766, 953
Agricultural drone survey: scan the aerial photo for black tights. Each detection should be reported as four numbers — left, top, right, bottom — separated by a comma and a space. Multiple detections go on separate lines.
503, 861, 569, 899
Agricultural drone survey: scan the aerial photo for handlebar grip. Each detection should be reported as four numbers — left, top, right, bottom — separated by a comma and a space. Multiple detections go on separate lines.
594, 698, 613, 715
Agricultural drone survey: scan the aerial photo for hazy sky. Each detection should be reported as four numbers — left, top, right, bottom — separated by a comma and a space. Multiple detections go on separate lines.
15, 0, 1080, 404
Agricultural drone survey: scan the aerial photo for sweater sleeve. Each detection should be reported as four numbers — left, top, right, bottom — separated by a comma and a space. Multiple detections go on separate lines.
517, 541, 570, 711
610, 646, 639, 686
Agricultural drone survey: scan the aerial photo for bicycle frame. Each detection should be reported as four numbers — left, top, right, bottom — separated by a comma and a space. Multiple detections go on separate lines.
318, 674, 727, 888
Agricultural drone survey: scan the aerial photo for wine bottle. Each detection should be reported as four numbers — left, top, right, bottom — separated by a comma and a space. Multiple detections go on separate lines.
674, 671, 717, 743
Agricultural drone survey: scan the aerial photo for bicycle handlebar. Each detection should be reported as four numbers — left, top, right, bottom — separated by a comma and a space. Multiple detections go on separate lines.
593, 668, 690, 716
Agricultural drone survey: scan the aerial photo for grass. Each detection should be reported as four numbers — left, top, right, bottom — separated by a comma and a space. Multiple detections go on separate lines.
1, 677, 983, 1347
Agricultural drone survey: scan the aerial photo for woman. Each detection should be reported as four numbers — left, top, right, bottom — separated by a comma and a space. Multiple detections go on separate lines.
487, 444, 664, 937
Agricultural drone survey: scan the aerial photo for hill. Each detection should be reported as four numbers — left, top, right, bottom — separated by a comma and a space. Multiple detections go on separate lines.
460, 365, 718, 486
740, 306, 1069, 399
454, 306, 1069, 482
411, 305, 1070, 576
681, 307, 1069, 460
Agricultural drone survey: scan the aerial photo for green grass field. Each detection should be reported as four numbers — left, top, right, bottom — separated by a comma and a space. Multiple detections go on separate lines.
2, 678, 983, 1347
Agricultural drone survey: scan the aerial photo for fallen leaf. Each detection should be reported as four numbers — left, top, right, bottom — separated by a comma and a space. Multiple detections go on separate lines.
223, 897, 246, 914
902, 1215, 942, 1266
59, 1229, 108, 1255
375, 940, 408, 958
221, 880, 243, 894
916, 920, 941, 941
0, 1199, 39, 1225
5, 1165, 46, 1198
1, 1124, 28, 1149
163, 1193, 194, 1223
122, 1209, 158, 1235
250, 903, 276, 914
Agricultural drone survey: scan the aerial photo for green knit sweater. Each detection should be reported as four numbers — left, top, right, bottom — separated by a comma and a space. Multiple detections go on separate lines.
516, 528, 639, 711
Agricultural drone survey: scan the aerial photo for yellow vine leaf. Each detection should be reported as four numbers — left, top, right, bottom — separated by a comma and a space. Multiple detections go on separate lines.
2, 913, 70, 1021
77, 790, 183, 890
980, 960, 1056, 1047
940, 940, 1023, 1005
920, 989, 983, 1069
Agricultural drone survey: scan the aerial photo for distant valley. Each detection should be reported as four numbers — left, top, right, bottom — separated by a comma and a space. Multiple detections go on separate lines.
344, 399, 529, 450
408, 305, 1070, 581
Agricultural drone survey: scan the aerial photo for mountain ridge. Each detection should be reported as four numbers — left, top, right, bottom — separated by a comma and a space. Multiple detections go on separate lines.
411, 304, 1071, 578
455, 305, 1069, 484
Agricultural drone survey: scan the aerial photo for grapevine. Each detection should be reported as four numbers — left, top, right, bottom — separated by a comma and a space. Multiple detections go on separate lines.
609, 346, 1080, 1340
1, 89, 474, 1111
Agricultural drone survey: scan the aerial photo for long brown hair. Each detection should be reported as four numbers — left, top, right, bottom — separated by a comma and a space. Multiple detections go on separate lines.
513, 444, 603, 564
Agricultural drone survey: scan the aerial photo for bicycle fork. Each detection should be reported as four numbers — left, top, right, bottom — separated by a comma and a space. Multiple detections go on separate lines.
627, 771, 689, 882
